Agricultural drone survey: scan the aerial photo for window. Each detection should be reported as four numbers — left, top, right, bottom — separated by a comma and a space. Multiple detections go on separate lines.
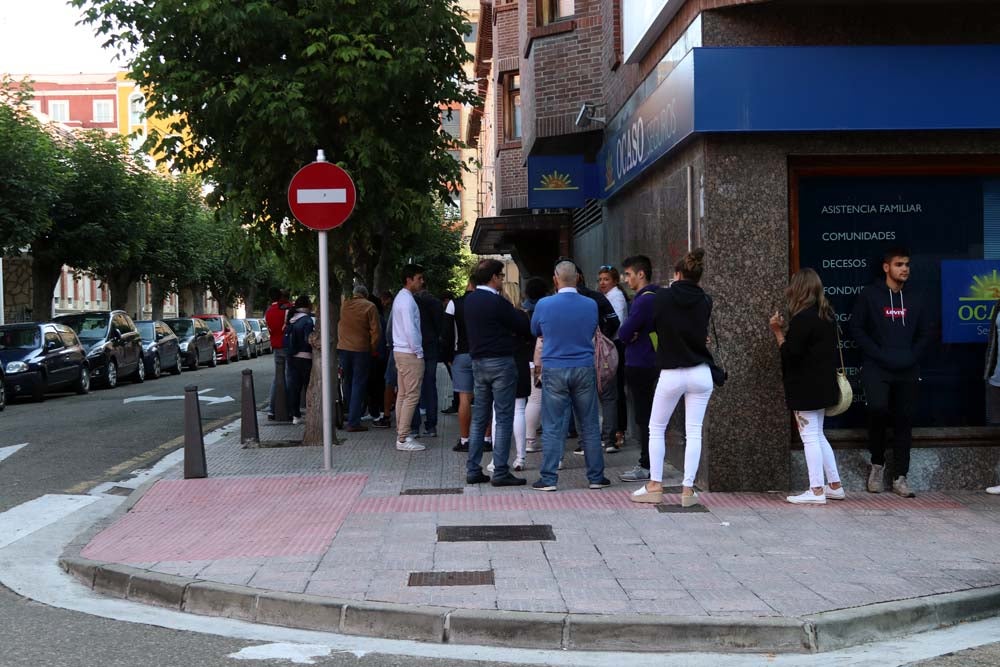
48, 100, 69, 122
93, 99, 114, 123
129, 93, 145, 126
440, 108, 461, 140
464, 22, 478, 43
444, 191, 462, 219
503, 74, 522, 140
44, 331, 63, 350
58, 328, 78, 347
537, 0, 574, 26
25, 100, 40, 114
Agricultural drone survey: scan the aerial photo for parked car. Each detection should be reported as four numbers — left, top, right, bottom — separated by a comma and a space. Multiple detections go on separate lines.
193, 314, 238, 364
231, 318, 258, 359
0, 322, 91, 401
53, 310, 144, 388
136, 320, 184, 379
250, 318, 271, 354
163, 317, 217, 370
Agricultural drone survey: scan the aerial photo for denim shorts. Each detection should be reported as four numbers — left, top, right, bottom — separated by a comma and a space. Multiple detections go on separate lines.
451, 353, 473, 393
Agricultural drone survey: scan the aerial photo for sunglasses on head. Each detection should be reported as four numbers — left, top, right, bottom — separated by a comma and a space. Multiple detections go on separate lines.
599, 265, 614, 271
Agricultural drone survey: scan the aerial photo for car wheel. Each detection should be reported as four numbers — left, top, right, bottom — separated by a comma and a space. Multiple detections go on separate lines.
106, 360, 118, 389
75, 365, 90, 395
133, 357, 146, 383
151, 354, 161, 379
209, 348, 218, 368
173, 353, 184, 375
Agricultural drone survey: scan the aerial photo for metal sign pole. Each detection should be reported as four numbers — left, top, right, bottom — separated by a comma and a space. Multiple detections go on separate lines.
316, 149, 333, 470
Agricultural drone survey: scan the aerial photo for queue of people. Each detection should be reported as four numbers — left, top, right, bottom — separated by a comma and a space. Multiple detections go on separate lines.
266, 243, 945, 504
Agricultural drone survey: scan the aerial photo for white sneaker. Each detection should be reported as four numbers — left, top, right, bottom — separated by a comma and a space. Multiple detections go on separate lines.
525, 440, 542, 453
396, 437, 425, 452
787, 490, 826, 505
292, 416, 303, 425
987, 485, 1000, 495
513, 457, 525, 472
486, 461, 495, 473
823, 485, 846, 500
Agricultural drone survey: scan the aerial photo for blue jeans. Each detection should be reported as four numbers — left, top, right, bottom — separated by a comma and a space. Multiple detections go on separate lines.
269, 347, 288, 414
467, 357, 517, 479
411, 357, 439, 432
286, 356, 312, 419
339, 349, 370, 427
540, 366, 604, 486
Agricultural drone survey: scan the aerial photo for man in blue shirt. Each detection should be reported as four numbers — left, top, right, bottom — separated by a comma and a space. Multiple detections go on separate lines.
530, 260, 611, 491
464, 259, 532, 486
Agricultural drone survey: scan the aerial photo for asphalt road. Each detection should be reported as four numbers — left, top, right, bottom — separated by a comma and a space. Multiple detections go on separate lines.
0, 352, 272, 513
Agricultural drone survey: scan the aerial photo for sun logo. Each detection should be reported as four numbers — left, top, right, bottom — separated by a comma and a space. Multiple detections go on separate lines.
963, 269, 1000, 300
538, 171, 577, 190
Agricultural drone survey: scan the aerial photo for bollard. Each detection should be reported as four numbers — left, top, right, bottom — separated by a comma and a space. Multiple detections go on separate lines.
241, 369, 259, 446
273, 353, 290, 422
183, 385, 207, 479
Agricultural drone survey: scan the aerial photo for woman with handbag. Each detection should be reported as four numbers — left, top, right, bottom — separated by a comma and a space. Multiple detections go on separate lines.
630, 249, 714, 507
769, 268, 845, 505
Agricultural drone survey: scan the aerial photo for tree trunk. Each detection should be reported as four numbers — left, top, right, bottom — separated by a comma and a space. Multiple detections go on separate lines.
304, 268, 343, 448
245, 284, 258, 317
151, 281, 167, 320
373, 226, 393, 296
107, 273, 136, 314
30, 255, 62, 321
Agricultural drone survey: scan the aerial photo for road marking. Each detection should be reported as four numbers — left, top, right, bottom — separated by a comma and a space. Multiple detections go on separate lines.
0, 494, 99, 550
0, 443, 28, 464
229, 644, 365, 664
123, 389, 234, 405
64, 412, 239, 494
297, 188, 347, 204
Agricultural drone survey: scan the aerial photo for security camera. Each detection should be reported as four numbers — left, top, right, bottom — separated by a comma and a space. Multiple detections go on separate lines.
575, 103, 591, 128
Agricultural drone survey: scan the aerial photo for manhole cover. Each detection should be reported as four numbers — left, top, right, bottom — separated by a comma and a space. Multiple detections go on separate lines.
105, 486, 133, 496
656, 503, 710, 513
437, 525, 555, 542
408, 570, 495, 587
400, 487, 464, 496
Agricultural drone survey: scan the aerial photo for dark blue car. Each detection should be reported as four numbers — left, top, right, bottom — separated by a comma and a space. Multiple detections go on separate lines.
0, 322, 90, 402
136, 320, 184, 379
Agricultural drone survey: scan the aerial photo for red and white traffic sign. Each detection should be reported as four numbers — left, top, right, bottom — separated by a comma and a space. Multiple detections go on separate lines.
287, 161, 356, 231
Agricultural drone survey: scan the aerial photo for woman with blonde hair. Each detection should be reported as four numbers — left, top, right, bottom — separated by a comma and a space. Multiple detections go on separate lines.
769, 268, 845, 504
630, 249, 714, 507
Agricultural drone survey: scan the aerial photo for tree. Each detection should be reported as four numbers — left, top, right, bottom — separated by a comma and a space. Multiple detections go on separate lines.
0, 76, 65, 257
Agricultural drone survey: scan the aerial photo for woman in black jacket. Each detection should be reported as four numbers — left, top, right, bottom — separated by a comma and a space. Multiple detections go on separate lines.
769, 268, 844, 505
630, 249, 714, 507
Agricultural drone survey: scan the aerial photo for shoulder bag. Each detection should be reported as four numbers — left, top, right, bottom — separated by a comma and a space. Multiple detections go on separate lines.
826, 323, 853, 417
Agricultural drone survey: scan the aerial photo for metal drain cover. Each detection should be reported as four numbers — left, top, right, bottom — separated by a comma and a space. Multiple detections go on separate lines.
400, 487, 464, 496
437, 525, 555, 542
408, 570, 495, 587
104, 486, 133, 496
656, 503, 710, 513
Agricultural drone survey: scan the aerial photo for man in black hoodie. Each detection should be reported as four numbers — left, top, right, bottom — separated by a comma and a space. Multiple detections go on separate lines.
850, 247, 930, 498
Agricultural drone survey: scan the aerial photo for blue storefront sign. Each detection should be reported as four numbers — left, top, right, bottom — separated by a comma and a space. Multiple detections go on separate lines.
527, 155, 598, 209
941, 260, 1000, 343
598, 45, 1000, 201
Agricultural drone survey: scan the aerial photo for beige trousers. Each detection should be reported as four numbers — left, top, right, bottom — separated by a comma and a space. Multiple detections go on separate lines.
394, 351, 424, 441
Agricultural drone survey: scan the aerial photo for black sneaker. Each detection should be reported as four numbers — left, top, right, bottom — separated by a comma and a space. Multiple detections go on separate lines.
532, 480, 557, 492
452, 439, 469, 452
588, 477, 612, 489
372, 416, 391, 429
573, 446, 584, 456
441, 405, 458, 414
491, 474, 527, 487
466, 471, 491, 484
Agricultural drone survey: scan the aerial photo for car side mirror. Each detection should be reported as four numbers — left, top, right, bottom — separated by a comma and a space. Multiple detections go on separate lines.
156, 332, 164, 341
111, 329, 122, 341
46, 340, 59, 351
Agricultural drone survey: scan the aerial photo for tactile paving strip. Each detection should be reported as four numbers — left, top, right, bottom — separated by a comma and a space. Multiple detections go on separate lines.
699, 491, 965, 510
82, 474, 367, 562
352, 489, 652, 513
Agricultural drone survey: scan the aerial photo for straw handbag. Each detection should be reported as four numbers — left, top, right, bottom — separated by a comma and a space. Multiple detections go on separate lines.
826, 324, 853, 417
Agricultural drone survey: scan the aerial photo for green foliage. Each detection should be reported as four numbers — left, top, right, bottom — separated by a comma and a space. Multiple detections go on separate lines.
73, 0, 478, 288
0, 75, 65, 254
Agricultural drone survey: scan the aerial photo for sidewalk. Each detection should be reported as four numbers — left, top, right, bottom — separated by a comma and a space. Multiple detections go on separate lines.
60, 383, 1000, 653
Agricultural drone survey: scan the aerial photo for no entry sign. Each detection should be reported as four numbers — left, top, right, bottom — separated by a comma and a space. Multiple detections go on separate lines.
287, 161, 357, 231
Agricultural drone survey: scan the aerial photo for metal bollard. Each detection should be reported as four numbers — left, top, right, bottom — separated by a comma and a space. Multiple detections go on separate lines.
241, 369, 259, 446
183, 385, 207, 479
273, 353, 290, 422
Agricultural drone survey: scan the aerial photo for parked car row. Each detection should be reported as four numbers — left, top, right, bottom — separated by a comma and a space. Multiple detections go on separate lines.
0, 310, 272, 406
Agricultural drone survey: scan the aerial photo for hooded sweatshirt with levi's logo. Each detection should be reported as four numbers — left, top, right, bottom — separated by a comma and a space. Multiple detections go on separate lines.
850, 280, 931, 375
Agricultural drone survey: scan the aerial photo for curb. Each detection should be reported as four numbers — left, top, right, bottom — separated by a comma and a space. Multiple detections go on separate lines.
57, 555, 1000, 653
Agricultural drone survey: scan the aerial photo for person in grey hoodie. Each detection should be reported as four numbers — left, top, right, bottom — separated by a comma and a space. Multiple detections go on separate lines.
850, 247, 930, 498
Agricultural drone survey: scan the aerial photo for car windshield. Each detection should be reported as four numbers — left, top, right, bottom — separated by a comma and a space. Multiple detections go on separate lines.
0, 327, 40, 350
247, 320, 261, 332
232, 320, 246, 333
166, 320, 192, 336
200, 317, 223, 332
136, 322, 155, 341
57, 314, 108, 340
